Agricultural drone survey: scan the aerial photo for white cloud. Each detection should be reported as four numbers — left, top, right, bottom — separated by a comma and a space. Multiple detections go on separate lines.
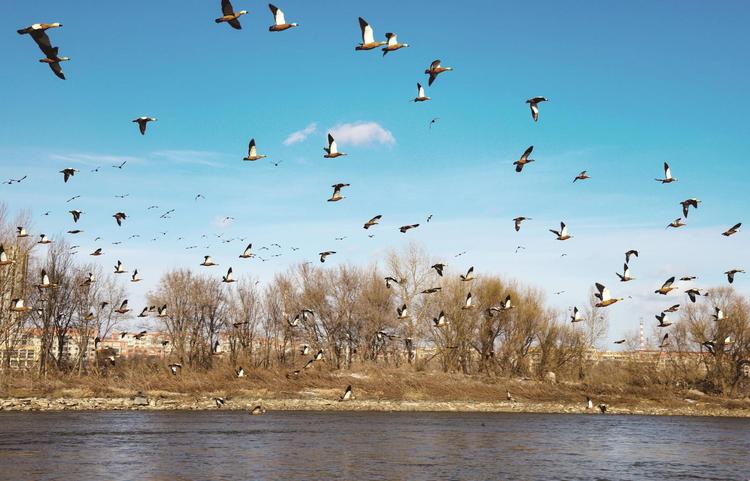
283, 122, 318, 146
329, 121, 395, 147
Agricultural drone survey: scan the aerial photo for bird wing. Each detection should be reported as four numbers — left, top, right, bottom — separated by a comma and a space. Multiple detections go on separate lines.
138, 120, 146, 135
521, 145, 534, 161
560, 222, 568, 237
269, 4, 285, 25
248, 138, 257, 157
228, 18, 242, 29
417, 83, 425, 97
664, 162, 672, 179
359, 17, 374, 44
662, 277, 675, 289
29, 30, 54, 55
222, 0, 235, 16
430, 59, 441, 70
385, 32, 397, 46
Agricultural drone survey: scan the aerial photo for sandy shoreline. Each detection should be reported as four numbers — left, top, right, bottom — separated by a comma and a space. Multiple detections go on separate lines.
2, 396, 749, 417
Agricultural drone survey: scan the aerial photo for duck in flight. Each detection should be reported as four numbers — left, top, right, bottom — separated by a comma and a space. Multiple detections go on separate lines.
680, 198, 701, 218
355, 17, 386, 50
722, 223, 741, 237
594, 283, 623, 307
363, 215, 382, 229
319, 251, 336, 263
513, 217, 531, 232
549, 222, 572, 241
323, 134, 346, 158
414, 83, 430, 102
526, 97, 548, 122
243, 138, 267, 161
268, 4, 298, 31
17, 23, 67, 79
655, 277, 678, 295
513, 146, 535, 172
725, 268, 745, 284
399, 224, 419, 233
655, 162, 677, 183
382, 32, 408, 56
667, 218, 686, 229
425, 59, 453, 86
60, 168, 78, 183
201, 256, 218, 267
132, 117, 156, 135
215, 0, 247, 29
328, 183, 349, 202
616, 264, 634, 282
573, 171, 590, 182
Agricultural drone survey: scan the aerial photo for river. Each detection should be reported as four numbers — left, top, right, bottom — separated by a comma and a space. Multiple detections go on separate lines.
0, 411, 748, 480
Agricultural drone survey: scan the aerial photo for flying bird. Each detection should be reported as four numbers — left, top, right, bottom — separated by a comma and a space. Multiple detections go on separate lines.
431, 263, 445, 276
663, 304, 680, 313
396, 304, 409, 319
425, 59, 453, 86
432, 311, 448, 327
132, 117, 156, 135
666, 218, 686, 229
355, 17, 386, 50
725, 269, 745, 284
327, 183, 349, 202
60, 168, 78, 183
525, 96, 548, 122
513, 217, 531, 232
319, 251, 336, 263
243, 138, 267, 161
268, 4, 299, 31
573, 171, 590, 182
712, 307, 724, 322
239, 243, 253, 258
680, 198, 701, 218
69, 210, 83, 223
114, 260, 127, 274
722, 223, 741, 237
549, 222, 572, 241
656, 312, 672, 328
201, 256, 218, 267
413, 82, 430, 102
570, 307, 583, 323
363, 215, 382, 229
594, 283, 623, 307
113, 212, 127, 226
655, 162, 677, 183
17, 23, 67, 79
323, 134, 346, 158
399, 224, 419, 233
382, 32, 408, 56
222, 267, 236, 283
685, 288, 702, 303
215, 0, 247, 29
513, 146, 535, 173
616, 264, 635, 282
114, 300, 130, 314
460, 266, 475, 282
655, 277, 678, 295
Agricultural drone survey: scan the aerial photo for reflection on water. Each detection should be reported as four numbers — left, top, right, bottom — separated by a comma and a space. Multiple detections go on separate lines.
0, 411, 749, 480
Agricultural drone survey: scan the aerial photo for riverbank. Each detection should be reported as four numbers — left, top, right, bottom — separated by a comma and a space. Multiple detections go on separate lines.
2, 368, 749, 417
2, 394, 749, 417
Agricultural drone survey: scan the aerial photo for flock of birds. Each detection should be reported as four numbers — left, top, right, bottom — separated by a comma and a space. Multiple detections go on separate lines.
4, 1, 746, 410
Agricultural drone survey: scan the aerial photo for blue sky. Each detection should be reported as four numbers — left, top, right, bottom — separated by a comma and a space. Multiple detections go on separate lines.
2, 0, 749, 345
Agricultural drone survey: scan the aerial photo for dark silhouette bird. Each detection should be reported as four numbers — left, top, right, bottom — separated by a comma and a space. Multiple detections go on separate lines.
132, 117, 156, 135
526, 96, 548, 122
60, 168, 78, 183
722, 223, 741, 237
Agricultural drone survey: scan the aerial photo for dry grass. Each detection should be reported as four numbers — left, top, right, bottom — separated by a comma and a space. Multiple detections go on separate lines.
2, 360, 749, 414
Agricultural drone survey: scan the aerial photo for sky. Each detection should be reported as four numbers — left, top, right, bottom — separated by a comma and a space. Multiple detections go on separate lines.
1, 0, 749, 346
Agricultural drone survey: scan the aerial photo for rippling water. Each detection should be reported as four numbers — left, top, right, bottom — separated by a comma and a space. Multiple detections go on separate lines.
0, 411, 748, 480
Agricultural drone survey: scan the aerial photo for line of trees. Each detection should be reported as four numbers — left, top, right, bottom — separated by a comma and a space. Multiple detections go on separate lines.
2, 203, 749, 397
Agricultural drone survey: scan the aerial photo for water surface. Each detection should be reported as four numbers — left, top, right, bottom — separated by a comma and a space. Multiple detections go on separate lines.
0, 411, 748, 480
